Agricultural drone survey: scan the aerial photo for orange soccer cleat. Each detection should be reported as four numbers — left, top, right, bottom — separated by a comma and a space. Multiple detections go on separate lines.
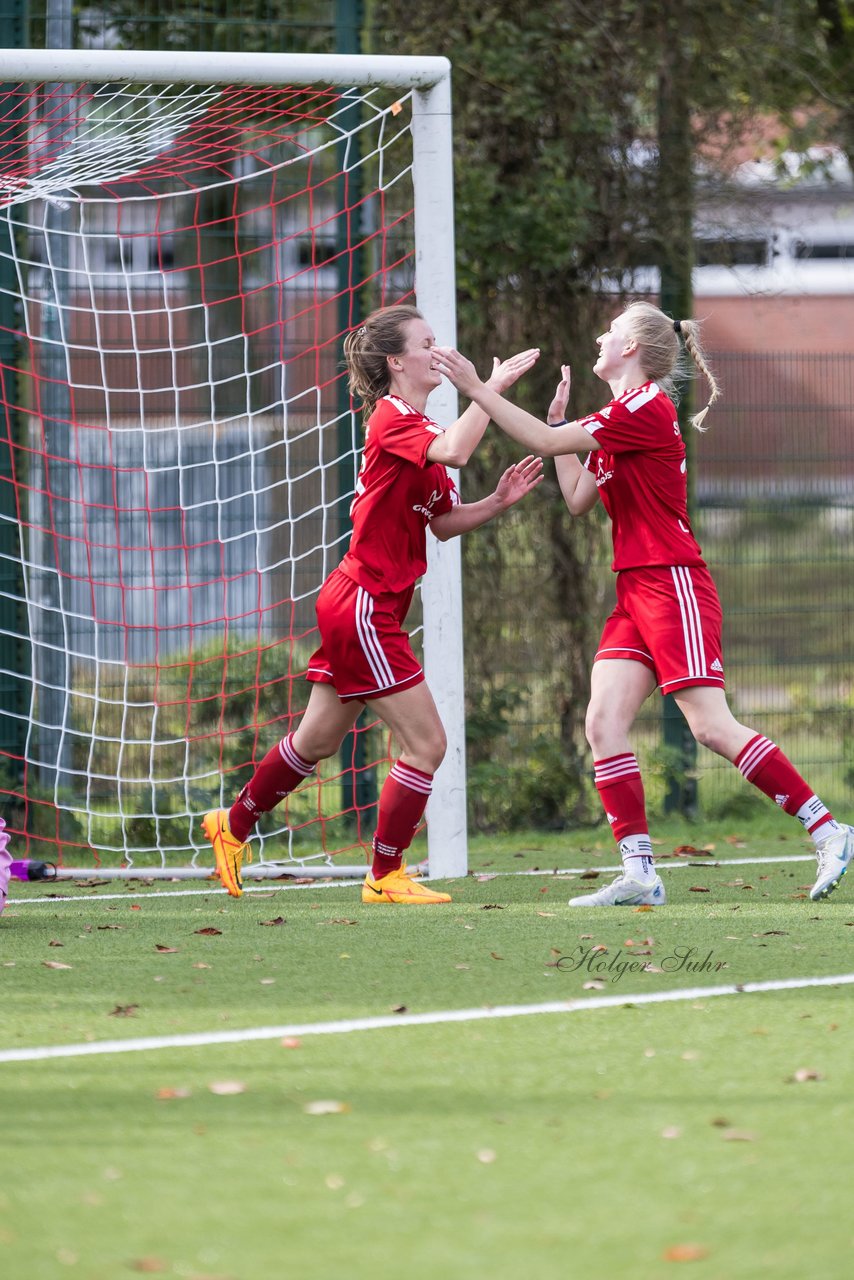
362, 863, 452, 905
202, 809, 250, 898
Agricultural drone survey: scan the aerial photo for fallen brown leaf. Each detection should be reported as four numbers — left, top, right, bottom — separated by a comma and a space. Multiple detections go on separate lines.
193, 927, 223, 936
259, 917, 287, 926
42, 960, 72, 970
688, 886, 710, 893
154, 944, 179, 953
662, 1244, 709, 1262
480, 904, 505, 910
108, 1004, 138, 1018
129, 1259, 168, 1274
48, 939, 64, 947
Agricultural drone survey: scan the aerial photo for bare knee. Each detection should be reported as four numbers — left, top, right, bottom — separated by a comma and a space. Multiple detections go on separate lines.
585, 702, 620, 759
689, 719, 721, 754
403, 726, 447, 775
584, 704, 601, 755
680, 712, 746, 762
291, 728, 340, 762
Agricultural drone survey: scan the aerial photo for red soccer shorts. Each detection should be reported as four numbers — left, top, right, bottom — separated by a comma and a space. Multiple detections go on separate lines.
306, 568, 425, 702
595, 564, 725, 694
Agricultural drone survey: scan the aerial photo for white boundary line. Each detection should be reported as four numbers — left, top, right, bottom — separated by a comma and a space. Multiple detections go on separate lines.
1, 973, 851, 1064
5, 853, 818, 905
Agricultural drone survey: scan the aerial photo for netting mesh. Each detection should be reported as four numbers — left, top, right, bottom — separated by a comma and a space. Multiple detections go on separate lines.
0, 76, 418, 867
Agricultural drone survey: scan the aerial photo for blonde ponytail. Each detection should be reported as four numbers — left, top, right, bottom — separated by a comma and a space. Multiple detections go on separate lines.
623, 302, 722, 431
674, 318, 721, 431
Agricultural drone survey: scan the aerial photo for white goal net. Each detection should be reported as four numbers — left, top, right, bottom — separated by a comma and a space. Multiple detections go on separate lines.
0, 51, 465, 878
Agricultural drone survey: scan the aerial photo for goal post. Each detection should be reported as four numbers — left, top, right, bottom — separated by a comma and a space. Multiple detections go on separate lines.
0, 49, 468, 880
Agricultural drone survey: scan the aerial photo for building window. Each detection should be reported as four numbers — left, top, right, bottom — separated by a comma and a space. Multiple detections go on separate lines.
792, 241, 854, 260
695, 238, 768, 267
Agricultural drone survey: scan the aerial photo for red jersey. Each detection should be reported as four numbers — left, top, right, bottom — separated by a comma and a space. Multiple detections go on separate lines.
580, 382, 705, 572
338, 394, 459, 594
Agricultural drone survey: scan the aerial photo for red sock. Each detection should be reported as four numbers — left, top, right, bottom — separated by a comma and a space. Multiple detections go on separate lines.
735, 735, 833, 833
594, 754, 648, 842
228, 733, 316, 842
371, 761, 433, 880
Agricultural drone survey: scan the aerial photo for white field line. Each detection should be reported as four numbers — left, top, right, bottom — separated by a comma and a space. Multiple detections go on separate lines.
1, 973, 851, 1065
6, 853, 817, 906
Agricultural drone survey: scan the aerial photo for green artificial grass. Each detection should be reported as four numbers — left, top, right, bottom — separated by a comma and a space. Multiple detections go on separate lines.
1, 816, 852, 1277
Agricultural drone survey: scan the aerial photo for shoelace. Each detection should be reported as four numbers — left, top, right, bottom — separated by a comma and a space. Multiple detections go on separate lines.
815, 847, 832, 873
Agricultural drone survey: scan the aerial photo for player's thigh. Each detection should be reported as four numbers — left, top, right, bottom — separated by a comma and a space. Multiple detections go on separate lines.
588, 658, 657, 738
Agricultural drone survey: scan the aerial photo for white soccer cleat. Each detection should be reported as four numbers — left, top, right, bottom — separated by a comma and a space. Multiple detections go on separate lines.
810, 823, 854, 901
568, 872, 666, 907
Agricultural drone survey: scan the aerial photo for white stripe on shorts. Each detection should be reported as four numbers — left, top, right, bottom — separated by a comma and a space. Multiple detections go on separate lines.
355, 587, 396, 690
670, 565, 706, 679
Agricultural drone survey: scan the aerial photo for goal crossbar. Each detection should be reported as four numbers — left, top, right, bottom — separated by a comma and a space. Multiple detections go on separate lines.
0, 50, 451, 92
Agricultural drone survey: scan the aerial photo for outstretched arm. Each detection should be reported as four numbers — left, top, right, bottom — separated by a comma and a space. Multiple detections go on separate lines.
425, 348, 540, 467
432, 346, 598, 458
547, 363, 600, 516
430, 455, 544, 541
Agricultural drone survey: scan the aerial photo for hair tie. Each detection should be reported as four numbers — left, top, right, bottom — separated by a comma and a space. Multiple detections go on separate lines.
673, 319, 682, 335
357, 325, 368, 337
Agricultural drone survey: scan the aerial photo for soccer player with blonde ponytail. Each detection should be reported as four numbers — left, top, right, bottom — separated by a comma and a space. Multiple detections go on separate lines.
434, 302, 852, 907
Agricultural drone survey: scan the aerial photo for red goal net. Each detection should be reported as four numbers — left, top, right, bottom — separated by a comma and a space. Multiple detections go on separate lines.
0, 74, 418, 871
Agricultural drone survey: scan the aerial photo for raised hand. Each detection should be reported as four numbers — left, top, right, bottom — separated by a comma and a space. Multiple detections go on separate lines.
547, 363, 571, 424
494, 455, 544, 509
432, 346, 482, 396
486, 348, 541, 394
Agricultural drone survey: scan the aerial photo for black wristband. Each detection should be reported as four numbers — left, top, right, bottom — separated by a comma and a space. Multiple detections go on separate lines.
547, 418, 568, 427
